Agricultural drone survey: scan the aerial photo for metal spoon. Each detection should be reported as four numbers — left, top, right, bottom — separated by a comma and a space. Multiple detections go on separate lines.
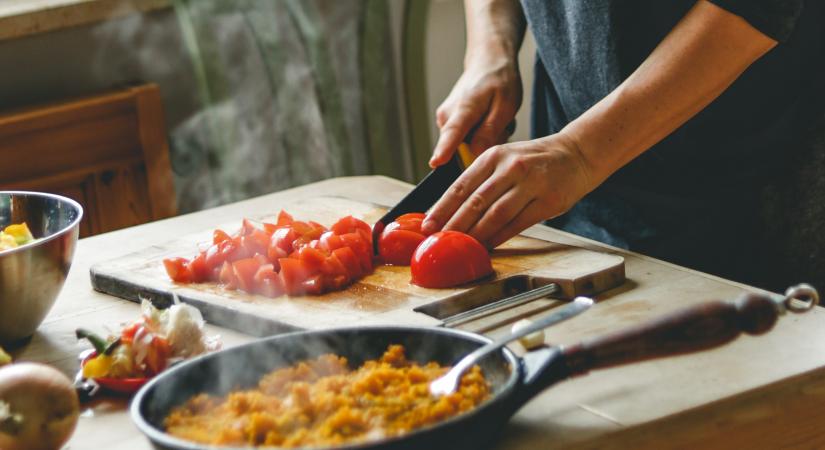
430, 296, 594, 397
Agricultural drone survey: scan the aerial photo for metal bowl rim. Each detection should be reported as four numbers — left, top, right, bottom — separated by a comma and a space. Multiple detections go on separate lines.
0, 190, 84, 255
130, 324, 523, 450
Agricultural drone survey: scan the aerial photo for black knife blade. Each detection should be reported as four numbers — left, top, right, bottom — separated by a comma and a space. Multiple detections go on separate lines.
372, 152, 466, 254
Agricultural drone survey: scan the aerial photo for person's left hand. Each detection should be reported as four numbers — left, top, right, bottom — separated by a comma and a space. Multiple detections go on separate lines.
421, 133, 596, 248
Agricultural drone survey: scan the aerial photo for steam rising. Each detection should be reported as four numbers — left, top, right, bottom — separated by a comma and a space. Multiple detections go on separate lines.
88, 1, 406, 213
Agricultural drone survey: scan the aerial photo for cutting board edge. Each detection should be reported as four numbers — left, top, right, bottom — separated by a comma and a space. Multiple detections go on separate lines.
90, 267, 302, 337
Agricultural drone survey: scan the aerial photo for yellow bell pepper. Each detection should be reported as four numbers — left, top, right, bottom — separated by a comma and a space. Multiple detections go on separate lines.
3, 223, 34, 245
0, 346, 10, 366
82, 354, 114, 378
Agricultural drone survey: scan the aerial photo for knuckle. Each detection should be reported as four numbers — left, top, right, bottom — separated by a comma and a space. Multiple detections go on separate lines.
507, 155, 529, 176
465, 193, 486, 213
449, 180, 467, 198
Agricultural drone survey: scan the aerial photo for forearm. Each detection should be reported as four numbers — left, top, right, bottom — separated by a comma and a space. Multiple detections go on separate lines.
463, 0, 526, 65
562, 0, 777, 186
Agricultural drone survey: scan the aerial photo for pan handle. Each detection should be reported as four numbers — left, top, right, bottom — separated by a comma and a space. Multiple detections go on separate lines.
511, 286, 818, 408
559, 291, 802, 377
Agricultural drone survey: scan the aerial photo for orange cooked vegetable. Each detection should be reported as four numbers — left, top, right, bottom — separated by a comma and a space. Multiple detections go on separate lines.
164, 345, 490, 448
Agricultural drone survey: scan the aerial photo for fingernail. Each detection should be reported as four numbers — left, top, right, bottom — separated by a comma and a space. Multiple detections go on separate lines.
421, 218, 436, 234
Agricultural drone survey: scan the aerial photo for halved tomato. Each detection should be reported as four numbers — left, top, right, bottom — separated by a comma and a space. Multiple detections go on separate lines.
410, 231, 493, 288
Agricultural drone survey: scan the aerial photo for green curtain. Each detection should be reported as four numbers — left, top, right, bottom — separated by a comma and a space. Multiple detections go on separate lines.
169, 0, 412, 212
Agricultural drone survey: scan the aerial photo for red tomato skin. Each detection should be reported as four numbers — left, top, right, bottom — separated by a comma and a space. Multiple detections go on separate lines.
378, 221, 427, 266
276, 210, 294, 226
188, 252, 211, 282
332, 247, 362, 279
331, 216, 371, 236
296, 246, 327, 271
301, 275, 324, 295
219, 261, 238, 290
272, 227, 299, 254
254, 264, 284, 297
232, 258, 261, 293
339, 232, 373, 273
319, 231, 344, 253
213, 229, 232, 245
279, 258, 311, 295
163, 258, 193, 283
410, 231, 493, 288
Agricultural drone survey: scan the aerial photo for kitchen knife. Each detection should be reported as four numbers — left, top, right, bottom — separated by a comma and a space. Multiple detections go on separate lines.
372, 142, 477, 254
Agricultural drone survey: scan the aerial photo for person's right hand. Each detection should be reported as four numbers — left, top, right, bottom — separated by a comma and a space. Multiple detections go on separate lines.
429, 52, 522, 168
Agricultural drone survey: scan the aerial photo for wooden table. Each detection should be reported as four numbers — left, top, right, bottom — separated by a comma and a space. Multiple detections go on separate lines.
11, 176, 825, 450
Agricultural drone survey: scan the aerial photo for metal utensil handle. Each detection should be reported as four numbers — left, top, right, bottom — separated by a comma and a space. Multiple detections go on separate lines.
448, 297, 594, 379
443, 283, 561, 327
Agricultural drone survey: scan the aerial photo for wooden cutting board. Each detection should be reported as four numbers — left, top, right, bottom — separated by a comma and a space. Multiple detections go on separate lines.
90, 196, 625, 336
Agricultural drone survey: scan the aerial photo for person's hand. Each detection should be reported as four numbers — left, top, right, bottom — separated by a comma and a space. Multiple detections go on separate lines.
430, 53, 522, 168
421, 133, 596, 248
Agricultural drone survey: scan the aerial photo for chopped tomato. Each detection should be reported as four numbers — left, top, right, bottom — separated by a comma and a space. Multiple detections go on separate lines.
271, 227, 299, 254
188, 252, 211, 282
279, 258, 311, 295
240, 218, 259, 236
411, 231, 493, 288
163, 257, 193, 283
296, 246, 327, 271
254, 264, 284, 297
276, 210, 294, 226
301, 275, 324, 295
339, 232, 372, 273
232, 258, 261, 293
333, 246, 362, 280
241, 229, 271, 256
219, 261, 238, 290
213, 229, 232, 244
166, 212, 379, 297
319, 231, 344, 253
331, 216, 371, 236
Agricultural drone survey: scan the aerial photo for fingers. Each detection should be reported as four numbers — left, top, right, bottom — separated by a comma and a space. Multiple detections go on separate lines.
466, 185, 533, 244
468, 96, 517, 156
421, 156, 495, 234
430, 100, 489, 168
442, 175, 515, 233
486, 200, 549, 249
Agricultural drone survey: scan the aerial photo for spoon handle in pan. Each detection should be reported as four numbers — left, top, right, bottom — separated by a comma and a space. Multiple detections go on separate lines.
560, 288, 816, 376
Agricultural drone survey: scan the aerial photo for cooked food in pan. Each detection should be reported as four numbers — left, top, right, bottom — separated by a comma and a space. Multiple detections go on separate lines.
164, 345, 490, 448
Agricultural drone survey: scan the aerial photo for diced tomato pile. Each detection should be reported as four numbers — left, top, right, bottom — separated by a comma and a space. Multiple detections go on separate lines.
163, 211, 374, 297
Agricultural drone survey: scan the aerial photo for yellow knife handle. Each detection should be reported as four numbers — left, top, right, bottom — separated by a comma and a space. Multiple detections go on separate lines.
457, 142, 477, 170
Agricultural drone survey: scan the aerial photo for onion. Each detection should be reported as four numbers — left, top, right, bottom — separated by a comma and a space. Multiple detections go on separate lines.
0, 362, 79, 450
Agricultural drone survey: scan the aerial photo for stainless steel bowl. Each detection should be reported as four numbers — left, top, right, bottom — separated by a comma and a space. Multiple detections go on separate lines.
0, 191, 83, 343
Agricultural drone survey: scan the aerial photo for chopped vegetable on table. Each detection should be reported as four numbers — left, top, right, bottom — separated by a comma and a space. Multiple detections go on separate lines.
76, 300, 220, 380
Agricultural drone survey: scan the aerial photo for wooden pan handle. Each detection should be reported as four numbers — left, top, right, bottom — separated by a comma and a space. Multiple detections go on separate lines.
561, 293, 780, 376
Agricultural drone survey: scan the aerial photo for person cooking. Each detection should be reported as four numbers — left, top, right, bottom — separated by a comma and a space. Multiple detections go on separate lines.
421, 0, 823, 284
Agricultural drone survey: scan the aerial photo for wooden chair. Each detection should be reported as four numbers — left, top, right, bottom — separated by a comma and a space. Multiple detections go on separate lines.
0, 84, 177, 237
